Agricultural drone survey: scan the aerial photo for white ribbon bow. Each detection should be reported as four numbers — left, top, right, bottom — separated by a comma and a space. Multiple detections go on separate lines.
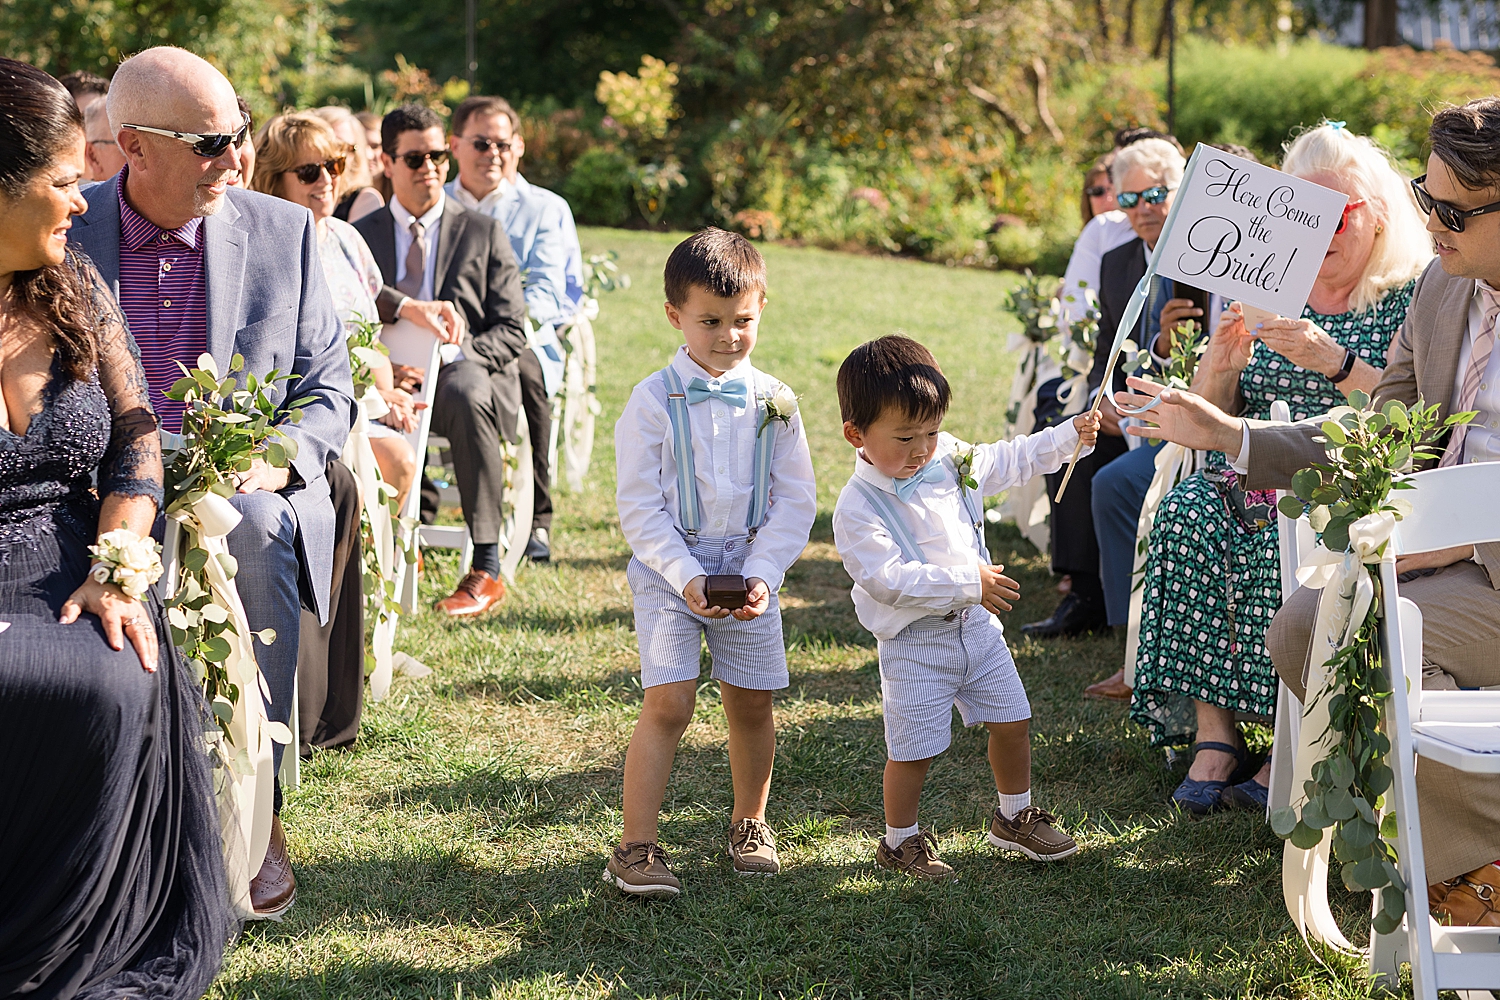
341, 394, 399, 702
1282, 510, 1396, 952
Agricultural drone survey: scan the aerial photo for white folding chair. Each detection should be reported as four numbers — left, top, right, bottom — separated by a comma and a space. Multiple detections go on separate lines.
1268, 400, 1316, 815
551, 304, 600, 494
1361, 461, 1500, 998
378, 320, 535, 591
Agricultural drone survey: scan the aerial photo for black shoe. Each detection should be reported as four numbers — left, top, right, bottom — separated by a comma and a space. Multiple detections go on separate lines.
524, 528, 551, 563
1019, 593, 1106, 638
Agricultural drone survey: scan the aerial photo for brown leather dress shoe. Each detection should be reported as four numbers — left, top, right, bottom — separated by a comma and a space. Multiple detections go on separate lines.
1433, 863, 1500, 926
249, 814, 296, 920
434, 569, 506, 617
1084, 668, 1132, 702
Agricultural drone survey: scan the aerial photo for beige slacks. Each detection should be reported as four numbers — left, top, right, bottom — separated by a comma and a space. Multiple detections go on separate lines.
1267, 560, 1500, 883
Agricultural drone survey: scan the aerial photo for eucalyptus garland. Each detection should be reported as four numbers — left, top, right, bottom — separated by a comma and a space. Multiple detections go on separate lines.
162, 353, 310, 741
1268, 391, 1472, 935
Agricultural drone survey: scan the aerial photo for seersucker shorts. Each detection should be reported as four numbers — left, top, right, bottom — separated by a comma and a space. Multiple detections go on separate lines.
627, 535, 789, 691
877, 607, 1031, 761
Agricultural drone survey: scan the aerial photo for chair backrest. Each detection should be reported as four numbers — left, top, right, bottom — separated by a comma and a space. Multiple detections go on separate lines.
1390, 461, 1500, 556
376, 319, 445, 524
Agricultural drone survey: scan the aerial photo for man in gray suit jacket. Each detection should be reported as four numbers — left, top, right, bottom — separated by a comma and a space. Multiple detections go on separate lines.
68, 47, 354, 919
1114, 99, 1500, 923
353, 104, 528, 618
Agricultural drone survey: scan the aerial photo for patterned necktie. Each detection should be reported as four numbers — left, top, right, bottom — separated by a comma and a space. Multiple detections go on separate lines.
1439, 283, 1500, 467
684, 377, 748, 407
893, 459, 948, 503
396, 219, 427, 299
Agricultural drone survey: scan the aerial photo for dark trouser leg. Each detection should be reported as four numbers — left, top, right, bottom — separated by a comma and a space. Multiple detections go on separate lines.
1045, 433, 1127, 578
296, 460, 364, 754
1091, 441, 1163, 627
518, 349, 553, 532
226, 489, 302, 814
1268, 562, 1500, 882
431, 360, 509, 548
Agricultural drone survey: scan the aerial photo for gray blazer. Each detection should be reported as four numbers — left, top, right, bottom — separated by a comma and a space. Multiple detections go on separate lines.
353, 198, 528, 437
1242, 259, 1500, 584
70, 176, 356, 621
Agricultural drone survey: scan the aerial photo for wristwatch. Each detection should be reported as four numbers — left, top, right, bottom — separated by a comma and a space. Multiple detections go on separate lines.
1329, 347, 1357, 384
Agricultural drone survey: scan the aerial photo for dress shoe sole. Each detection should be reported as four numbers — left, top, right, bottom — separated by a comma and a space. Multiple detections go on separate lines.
986, 832, 1079, 862
247, 886, 296, 922
434, 599, 500, 618
602, 868, 680, 897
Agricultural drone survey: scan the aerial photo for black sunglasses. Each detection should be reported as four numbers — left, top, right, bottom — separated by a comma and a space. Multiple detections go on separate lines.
1116, 185, 1173, 209
121, 114, 251, 158
286, 156, 347, 185
465, 137, 513, 154
1084, 185, 1110, 198
398, 149, 450, 170
1411, 174, 1500, 233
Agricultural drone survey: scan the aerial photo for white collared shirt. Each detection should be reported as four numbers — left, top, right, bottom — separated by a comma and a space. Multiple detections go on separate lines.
615, 345, 817, 594
390, 192, 445, 300
448, 176, 516, 216
1060, 211, 1136, 324
833, 425, 1086, 640
1452, 280, 1500, 463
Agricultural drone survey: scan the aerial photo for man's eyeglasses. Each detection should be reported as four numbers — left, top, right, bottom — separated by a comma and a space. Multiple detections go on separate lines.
1116, 185, 1173, 209
120, 114, 250, 158
1084, 185, 1110, 198
286, 156, 347, 185
465, 137, 513, 154
1411, 174, 1500, 233
398, 149, 450, 170
1334, 198, 1367, 236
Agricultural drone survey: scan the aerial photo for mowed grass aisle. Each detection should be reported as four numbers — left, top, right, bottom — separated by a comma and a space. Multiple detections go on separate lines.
213, 230, 1383, 999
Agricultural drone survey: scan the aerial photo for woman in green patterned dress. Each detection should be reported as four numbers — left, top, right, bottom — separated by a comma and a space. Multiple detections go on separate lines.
1130, 123, 1436, 814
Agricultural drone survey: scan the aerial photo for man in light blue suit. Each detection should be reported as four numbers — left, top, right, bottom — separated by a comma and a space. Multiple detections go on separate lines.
67, 47, 354, 920
446, 94, 585, 563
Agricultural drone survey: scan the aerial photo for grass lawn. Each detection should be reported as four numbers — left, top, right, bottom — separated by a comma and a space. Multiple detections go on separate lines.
212, 229, 1389, 999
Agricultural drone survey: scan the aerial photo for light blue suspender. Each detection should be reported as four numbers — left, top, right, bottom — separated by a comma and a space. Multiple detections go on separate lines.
855, 453, 990, 565
659, 365, 778, 544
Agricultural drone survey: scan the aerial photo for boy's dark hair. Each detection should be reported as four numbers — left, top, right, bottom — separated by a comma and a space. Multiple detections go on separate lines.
1430, 98, 1500, 191
837, 336, 951, 430
380, 103, 445, 157
663, 227, 767, 306
59, 70, 109, 102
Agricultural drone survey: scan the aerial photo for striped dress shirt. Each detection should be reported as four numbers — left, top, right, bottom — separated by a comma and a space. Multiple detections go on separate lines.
115, 178, 207, 432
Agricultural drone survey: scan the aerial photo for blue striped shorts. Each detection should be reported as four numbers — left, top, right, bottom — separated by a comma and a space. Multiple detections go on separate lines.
877, 607, 1031, 761
626, 535, 789, 691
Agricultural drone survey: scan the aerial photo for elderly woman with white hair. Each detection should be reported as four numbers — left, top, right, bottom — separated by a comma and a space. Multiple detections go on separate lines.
1130, 122, 1432, 814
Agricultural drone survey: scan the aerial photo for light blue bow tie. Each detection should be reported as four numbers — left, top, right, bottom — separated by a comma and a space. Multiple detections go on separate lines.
893, 459, 947, 503
685, 377, 748, 407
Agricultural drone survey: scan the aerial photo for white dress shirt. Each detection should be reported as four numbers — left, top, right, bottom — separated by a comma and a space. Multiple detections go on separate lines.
1060, 211, 1137, 323
615, 345, 817, 594
834, 425, 1087, 640
390, 192, 445, 301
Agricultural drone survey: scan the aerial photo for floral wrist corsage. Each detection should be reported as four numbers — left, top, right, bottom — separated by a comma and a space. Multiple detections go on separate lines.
89, 528, 165, 600
758, 382, 800, 437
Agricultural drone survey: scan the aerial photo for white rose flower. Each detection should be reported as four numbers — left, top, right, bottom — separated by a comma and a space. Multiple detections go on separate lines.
768, 382, 799, 418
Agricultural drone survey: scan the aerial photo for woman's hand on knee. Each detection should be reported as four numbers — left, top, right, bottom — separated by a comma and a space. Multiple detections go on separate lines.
730, 578, 770, 621
61, 577, 157, 672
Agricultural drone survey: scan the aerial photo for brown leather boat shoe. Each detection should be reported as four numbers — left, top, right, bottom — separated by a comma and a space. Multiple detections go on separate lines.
249, 813, 296, 920
434, 569, 506, 617
1084, 668, 1132, 702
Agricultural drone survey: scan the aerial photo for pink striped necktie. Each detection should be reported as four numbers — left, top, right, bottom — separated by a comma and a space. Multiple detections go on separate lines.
1439, 283, 1500, 467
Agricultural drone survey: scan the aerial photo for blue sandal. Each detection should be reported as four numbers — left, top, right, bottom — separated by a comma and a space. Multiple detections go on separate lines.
1172, 741, 1256, 816
1222, 761, 1271, 811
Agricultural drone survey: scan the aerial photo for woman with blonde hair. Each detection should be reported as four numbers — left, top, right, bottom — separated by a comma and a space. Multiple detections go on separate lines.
312, 105, 385, 222
1130, 121, 1432, 814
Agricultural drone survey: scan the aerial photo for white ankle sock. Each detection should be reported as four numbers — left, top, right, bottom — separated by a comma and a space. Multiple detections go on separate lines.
885, 822, 919, 849
998, 790, 1031, 820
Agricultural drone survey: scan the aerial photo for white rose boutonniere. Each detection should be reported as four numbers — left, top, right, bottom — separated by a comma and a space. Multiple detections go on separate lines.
952, 443, 979, 492
89, 527, 165, 600
758, 382, 800, 437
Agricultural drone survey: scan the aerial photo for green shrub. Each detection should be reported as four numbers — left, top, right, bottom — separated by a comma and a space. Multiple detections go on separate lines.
562, 148, 633, 226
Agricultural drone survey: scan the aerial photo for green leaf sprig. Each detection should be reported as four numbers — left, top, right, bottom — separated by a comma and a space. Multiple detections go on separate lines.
1002, 269, 1061, 346
162, 353, 311, 742
581, 250, 631, 299
1268, 391, 1473, 934
346, 312, 388, 399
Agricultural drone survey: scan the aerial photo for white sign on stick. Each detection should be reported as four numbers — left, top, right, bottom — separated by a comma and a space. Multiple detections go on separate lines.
1156, 144, 1348, 317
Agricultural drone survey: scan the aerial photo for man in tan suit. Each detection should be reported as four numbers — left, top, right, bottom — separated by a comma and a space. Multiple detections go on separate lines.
1114, 99, 1500, 926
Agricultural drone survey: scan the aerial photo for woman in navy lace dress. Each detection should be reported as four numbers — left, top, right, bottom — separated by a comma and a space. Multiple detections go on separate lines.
0, 59, 235, 997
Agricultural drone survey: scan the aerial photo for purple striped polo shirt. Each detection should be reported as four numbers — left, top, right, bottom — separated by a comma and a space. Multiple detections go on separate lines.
116, 176, 208, 432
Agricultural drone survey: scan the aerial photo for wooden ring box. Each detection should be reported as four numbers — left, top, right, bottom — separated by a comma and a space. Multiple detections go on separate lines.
705, 574, 749, 610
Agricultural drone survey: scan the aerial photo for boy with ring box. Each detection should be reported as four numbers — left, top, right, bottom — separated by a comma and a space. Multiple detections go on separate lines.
832, 336, 1099, 879
607, 229, 816, 897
